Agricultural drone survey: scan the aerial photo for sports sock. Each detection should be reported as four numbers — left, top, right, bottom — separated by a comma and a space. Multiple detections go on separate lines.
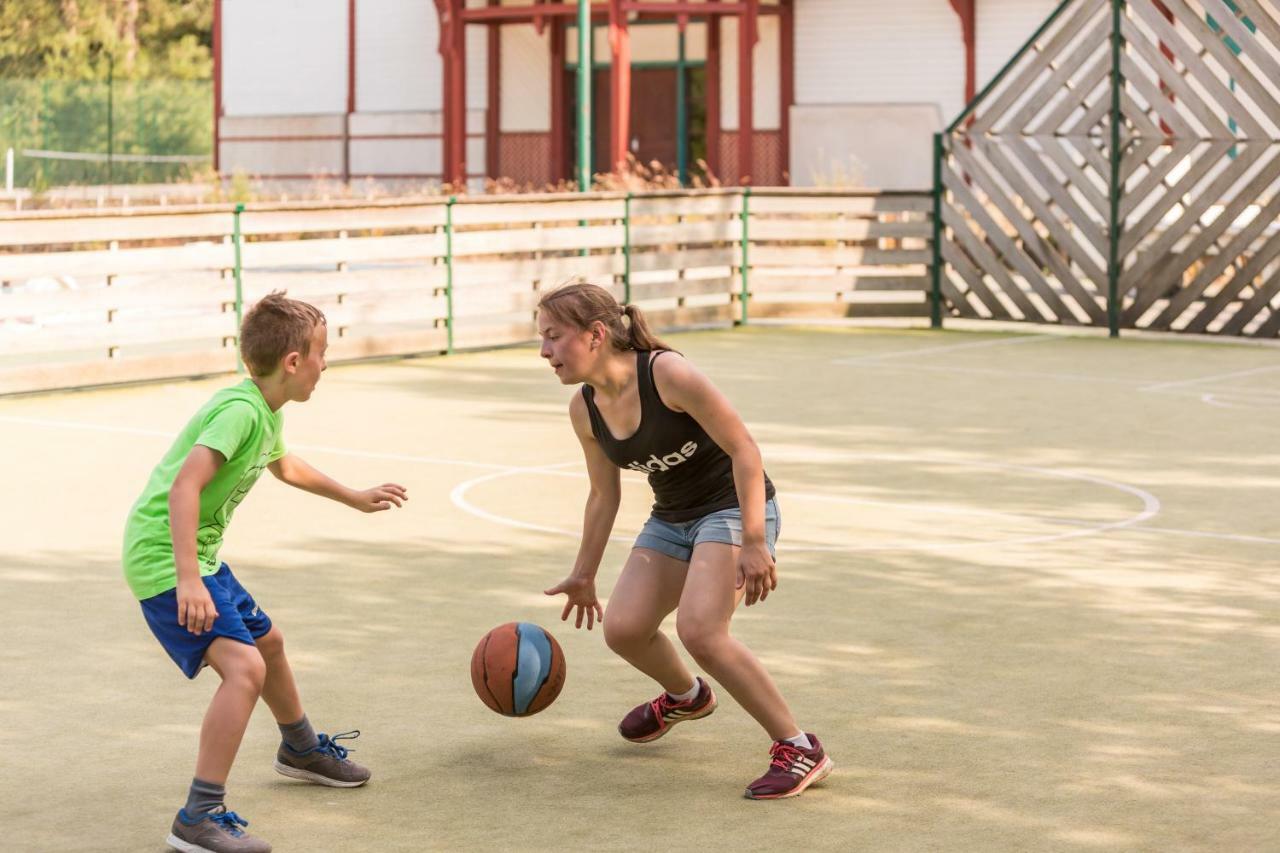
184, 778, 225, 818
279, 714, 320, 753
783, 732, 813, 750
666, 680, 701, 703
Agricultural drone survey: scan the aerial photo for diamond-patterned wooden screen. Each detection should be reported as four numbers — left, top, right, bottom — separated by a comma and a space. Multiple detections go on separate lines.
938, 0, 1280, 337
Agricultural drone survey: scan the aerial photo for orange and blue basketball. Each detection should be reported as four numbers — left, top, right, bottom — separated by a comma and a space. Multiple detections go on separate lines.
470, 622, 566, 717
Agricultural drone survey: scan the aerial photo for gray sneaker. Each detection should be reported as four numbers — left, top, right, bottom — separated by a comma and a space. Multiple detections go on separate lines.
166, 806, 271, 853
273, 730, 371, 788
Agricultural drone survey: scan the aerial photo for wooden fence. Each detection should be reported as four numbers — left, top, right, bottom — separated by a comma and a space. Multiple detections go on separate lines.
0, 189, 932, 395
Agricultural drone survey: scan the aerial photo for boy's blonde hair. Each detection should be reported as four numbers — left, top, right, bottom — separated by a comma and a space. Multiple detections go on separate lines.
239, 291, 326, 377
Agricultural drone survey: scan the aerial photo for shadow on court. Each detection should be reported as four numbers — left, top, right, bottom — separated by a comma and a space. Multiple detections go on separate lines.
0, 325, 1276, 851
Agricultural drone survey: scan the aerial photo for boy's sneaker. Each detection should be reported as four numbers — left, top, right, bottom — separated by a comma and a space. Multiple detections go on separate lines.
744, 733, 834, 800
618, 677, 717, 743
166, 806, 271, 853
273, 730, 371, 788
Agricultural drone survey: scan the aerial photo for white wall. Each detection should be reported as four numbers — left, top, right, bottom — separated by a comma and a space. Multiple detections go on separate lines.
501, 26, 552, 133
356, 0, 440, 112
222, 0, 348, 116
794, 0, 966, 122
719, 15, 781, 131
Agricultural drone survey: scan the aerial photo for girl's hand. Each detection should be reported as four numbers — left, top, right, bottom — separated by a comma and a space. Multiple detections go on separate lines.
544, 575, 604, 630
735, 542, 777, 606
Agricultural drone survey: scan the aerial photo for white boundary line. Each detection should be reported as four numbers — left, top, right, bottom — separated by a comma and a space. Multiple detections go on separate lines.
832, 334, 1053, 365
7, 412, 1276, 548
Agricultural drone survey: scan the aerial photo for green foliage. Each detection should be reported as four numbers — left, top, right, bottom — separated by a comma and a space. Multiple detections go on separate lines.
0, 1, 212, 186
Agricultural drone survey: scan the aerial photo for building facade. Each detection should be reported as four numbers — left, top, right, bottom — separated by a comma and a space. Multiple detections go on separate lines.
215, 0, 1059, 189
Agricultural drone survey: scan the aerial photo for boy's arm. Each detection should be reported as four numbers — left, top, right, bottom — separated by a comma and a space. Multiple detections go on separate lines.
169, 445, 224, 635
268, 453, 407, 513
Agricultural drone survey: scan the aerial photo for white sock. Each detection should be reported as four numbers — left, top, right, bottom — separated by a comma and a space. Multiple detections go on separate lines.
783, 732, 813, 750
666, 679, 700, 703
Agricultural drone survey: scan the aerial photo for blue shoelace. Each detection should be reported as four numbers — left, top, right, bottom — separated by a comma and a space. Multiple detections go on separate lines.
208, 810, 249, 838
314, 730, 361, 760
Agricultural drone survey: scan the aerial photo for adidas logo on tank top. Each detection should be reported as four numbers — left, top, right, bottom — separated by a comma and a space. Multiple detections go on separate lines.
625, 441, 699, 474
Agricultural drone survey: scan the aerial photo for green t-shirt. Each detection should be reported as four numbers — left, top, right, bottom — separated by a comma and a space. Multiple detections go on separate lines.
123, 380, 287, 600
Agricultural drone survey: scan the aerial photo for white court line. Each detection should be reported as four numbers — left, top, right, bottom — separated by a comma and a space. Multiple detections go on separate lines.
0, 414, 516, 472
1140, 364, 1280, 392
1199, 393, 1280, 410
832, 334, 1053, 365
6, 413, 1273, 547
449, 456, 1163, 553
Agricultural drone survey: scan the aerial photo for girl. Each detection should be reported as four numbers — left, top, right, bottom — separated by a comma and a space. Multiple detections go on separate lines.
538, 282, 832, 800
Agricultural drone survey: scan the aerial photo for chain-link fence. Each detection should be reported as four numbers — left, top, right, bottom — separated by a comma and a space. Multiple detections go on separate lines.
0, 78, 212, 188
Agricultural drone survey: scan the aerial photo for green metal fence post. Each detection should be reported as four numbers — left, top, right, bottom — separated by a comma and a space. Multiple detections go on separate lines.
931, 133, 944, 329
576, 0, 592, 191
446, 195, 456, 354
1107, 0, 1124, 339
623, 191, 633, 303
232, 202, 245, 374
739, 188, 751, 326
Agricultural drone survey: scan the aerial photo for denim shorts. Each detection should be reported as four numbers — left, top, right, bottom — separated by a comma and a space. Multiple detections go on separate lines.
634, 497, 780, 563
139, 563, 272, 679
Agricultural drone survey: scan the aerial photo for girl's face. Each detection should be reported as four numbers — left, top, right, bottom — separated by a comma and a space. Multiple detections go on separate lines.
538, 310, 599, 384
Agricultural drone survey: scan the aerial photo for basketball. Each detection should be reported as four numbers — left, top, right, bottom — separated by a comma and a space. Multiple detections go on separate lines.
470, 622, 566, 716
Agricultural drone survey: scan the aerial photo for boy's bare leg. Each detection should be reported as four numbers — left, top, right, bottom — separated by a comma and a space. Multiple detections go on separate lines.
196, 638, 267, 784
254, 627, 304, 725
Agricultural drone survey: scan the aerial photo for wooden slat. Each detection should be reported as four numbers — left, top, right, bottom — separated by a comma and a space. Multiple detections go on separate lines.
748, 195, 932, 215
948, 145, 1088, 323
749, 219, 932, 241
938, 190, 1047, 321
630, 248, 736, 271
750, 245, 931, 267
451, 199, 625, 226
970, 1, 1104, 134
748, 300, 930, 321
328, 328, 449, 360
0, 242, 234, 280
628, 278, 735, 300
749, 275, 927, 294
0, 311, 237, 356
0, 211, 235, 248
0, 348, 236, 395
940, 229, 1014, 320
239, 204, 448, 235
630, 220, 741, 247
453, 254, 625, 285
242, 233, 448, 268
451, 224, 625, 256
630, 195, 742, 218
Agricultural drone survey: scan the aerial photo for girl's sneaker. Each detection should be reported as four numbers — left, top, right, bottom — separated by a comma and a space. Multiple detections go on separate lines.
618, 677, 717, 743
744, 734, 834, 799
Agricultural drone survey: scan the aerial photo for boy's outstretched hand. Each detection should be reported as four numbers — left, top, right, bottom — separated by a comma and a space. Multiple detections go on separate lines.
349, 483, 408, 512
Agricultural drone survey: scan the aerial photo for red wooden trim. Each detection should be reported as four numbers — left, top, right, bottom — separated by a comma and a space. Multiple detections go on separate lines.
948, 0, 976, 104
460, 2, 777, 23
213, 0, 222, 173
737, 0, 756, 184
550, 19, 566, 182
345, 0, 356, 181
609, 0, 631, 173
707, 16, 720, 180
780, 0, 793, 186
487, 6, 501, 179
451, 7, 468, 186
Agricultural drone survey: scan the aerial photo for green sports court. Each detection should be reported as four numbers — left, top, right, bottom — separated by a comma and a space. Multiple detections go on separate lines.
2, 324, 1276, 851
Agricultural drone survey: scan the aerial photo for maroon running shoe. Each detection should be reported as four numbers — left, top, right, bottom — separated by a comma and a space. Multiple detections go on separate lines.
618, 677, 717, 743
744, 734, 834, 800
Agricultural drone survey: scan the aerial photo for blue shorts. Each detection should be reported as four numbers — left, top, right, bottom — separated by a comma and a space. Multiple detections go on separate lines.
139, 563, 272, 679
634, 497, 781, 563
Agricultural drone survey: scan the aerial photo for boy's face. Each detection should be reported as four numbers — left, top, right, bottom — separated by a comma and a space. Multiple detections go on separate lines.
286, 322, 329, 401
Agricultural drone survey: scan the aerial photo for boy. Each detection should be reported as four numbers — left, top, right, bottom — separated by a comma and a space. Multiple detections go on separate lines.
123, 292, 408, 853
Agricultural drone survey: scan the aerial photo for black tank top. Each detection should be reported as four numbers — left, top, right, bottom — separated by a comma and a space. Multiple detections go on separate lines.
582, 350, 775, 523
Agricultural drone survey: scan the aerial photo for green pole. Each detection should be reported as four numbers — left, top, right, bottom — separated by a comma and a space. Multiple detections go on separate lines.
1107, 0, 1124, 339
233, 203, 245, 374
931, 133, 944, 329
739, 188, 751, 325
577, 0, 592, 191
107, 53, 114, 187
676, 30, 688, 185
624, 191, 632, 303
446, 196, 456, 354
